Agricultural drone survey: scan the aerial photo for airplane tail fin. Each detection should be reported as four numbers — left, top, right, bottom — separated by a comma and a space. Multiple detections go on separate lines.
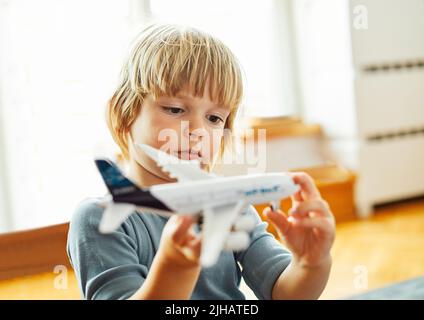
94, 159, 140, 198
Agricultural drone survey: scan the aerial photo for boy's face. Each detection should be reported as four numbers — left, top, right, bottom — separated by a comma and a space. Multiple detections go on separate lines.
128, 84, 231, 181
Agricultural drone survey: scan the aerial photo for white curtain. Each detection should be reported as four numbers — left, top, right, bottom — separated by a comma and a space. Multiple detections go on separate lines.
0, 0, 297, 232
0, 0, 142, 231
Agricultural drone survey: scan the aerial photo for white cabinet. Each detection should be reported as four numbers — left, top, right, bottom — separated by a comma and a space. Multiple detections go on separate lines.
294, 0, 424, 216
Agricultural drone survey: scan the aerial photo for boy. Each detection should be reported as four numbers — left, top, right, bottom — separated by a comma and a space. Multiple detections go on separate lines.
67, 23, 335, 300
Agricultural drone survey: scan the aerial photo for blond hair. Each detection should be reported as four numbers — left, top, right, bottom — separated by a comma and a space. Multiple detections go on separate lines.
106, 23, 244, 163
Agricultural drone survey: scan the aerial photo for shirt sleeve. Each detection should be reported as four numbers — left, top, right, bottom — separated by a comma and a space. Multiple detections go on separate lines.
235, 205, 292, 300
67, 200, 148, 300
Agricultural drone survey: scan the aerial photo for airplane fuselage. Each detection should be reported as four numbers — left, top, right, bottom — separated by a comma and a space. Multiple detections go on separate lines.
148, 172, 299, 214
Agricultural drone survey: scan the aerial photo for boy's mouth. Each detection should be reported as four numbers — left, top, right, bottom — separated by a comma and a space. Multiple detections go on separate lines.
174, 150, 202, 161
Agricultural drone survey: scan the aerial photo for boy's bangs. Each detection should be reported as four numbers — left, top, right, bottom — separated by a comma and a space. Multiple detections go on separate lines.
129, 25, 243, 110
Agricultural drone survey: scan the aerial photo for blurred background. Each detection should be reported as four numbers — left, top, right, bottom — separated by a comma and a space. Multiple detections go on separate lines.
0, 0, 423, 299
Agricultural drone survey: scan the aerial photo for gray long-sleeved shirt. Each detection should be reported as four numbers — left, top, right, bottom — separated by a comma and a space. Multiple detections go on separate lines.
66, 198, 292, 300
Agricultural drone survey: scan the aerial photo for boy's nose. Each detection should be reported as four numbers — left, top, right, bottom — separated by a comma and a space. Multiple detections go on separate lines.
182, 118, 207, 139
189, 127, 207, 139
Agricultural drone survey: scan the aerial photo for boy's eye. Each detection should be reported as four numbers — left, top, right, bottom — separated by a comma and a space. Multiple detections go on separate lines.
162, 106, 185, 115
207, 114, 224, 124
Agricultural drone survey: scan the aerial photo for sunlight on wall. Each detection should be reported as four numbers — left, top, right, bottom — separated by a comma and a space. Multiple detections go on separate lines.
0, 0, 296, 231
0, 0, 133, 230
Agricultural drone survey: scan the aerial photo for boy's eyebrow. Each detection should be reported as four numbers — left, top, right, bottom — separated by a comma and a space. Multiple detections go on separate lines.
155, 95, 186, 105
158, 93, 227, 110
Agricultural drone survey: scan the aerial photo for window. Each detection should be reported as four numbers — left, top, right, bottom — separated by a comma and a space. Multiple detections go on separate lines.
0, 0, 139, 231
0, 0, 297, 231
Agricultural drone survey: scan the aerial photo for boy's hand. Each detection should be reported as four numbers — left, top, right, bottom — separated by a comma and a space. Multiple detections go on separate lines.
158, 215, 202, 268
130, 215, 202, 299
264, 172, 335, 269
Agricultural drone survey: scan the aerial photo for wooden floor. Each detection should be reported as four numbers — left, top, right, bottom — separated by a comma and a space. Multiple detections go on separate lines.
1, 199, 423, 299
241, 198, 424, 299
320, 198, 424, 299
0, 269, 80, 300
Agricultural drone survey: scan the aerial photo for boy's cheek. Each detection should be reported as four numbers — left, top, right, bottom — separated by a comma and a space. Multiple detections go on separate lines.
210, 131, 224, 157
151, 117, 182, 140
203, 141, 218, 164
131, 115, 174, 147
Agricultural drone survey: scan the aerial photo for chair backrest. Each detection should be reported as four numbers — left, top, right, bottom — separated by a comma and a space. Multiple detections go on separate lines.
0, 222, 71, 280
0, 222, 80, 299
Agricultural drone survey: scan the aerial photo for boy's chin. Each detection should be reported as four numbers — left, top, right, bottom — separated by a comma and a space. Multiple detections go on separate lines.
151, 168, 177, 183
135, 156, 175, 183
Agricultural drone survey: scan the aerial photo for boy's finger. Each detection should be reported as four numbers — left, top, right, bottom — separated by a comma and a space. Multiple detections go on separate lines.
291, 216, 333, 233
171, 215, 195, 245
181, 230, 199, 247
288, 172, 321, 201
291, 189, 303, 203
263, 207, 290, 237
181, 236, 202, 261
290, 199, 332, 218
188, 236, 202, 256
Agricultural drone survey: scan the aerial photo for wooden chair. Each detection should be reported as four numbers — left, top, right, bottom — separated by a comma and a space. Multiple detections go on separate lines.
0, 223, 80, 299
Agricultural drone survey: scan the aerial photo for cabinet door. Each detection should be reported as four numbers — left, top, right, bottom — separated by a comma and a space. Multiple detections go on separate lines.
356, 70, 424, 138
358, 136, 424, 204
351, 0, 424, 65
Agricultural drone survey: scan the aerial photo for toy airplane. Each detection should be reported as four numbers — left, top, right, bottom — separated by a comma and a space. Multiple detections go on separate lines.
94, 144, 300, 267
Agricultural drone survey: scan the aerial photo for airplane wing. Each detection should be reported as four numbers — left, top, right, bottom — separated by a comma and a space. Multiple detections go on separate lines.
137, 143, 213, 182
200, 200, 247, 267
98, 199, 136, 233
